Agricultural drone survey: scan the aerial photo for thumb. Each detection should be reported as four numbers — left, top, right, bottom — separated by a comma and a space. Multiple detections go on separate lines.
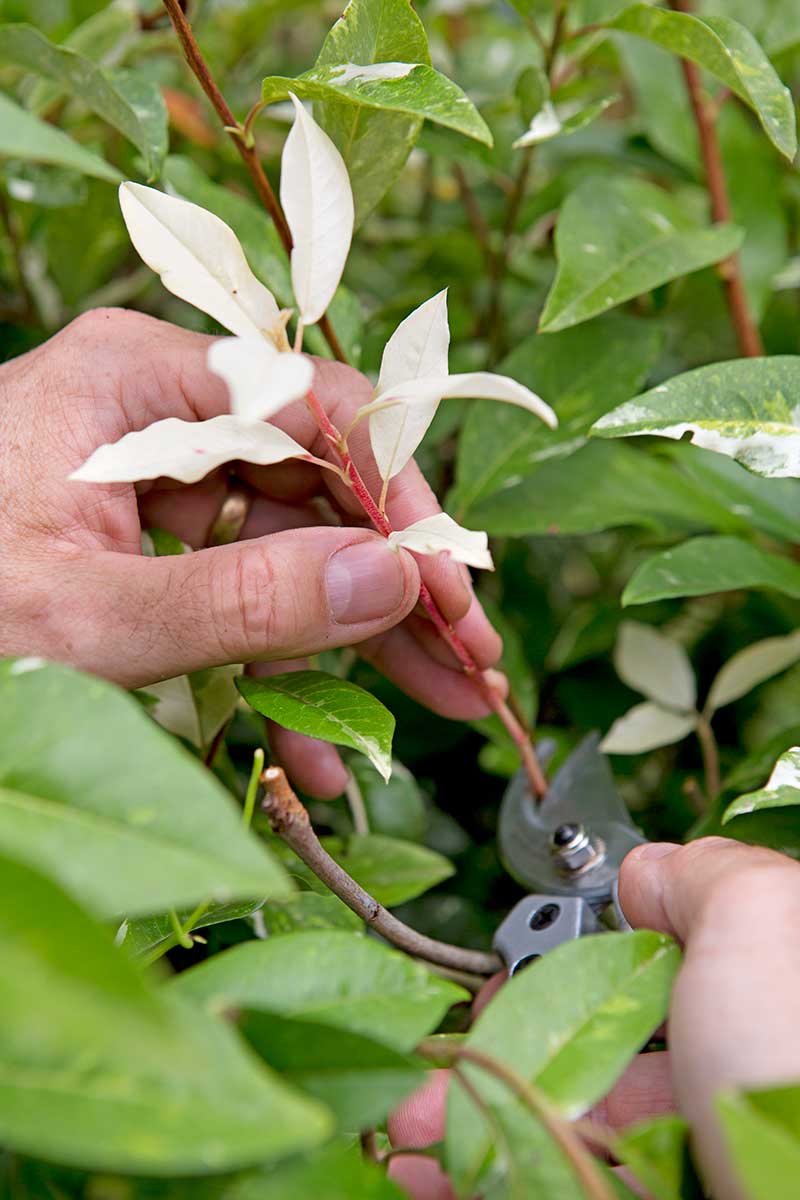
62, 528, 420, 688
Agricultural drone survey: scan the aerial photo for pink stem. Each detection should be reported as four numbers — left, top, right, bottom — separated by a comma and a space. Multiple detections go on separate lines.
305, 389, 547, 799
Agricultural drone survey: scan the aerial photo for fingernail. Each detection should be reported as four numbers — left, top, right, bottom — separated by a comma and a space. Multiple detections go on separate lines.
327, 540, 407, 624
631, 842, 681, 863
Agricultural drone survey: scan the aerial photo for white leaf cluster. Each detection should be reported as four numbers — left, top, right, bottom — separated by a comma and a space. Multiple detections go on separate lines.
72, 102, 556, 575
366, 292, 557, 482
602, 622, 800, 756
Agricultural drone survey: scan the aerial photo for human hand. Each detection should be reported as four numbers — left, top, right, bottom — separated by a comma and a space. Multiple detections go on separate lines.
0, 307, 503, 796
388, 837, 800, 1199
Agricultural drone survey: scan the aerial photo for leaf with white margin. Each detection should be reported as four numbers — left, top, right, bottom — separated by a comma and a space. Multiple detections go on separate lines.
388, 513, 493, 570
70, 415, 309, 485
118, 183, 280, 339
513, 96, 618, 148
365, 372, 557, 482
592, 357, 800, 479
706, 629, 800, 714
615, 621, 696, 712
371, 290, 450, 482
280, 94, 354, 326
723, 747, 800, 824
208, 337, 314, 423
601, 702, 697, 754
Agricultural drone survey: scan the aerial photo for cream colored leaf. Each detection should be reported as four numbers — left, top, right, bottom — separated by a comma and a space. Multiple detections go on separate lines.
388, 513, 493, 570
601, 702, 697, 754
70, 415, 309, 485
706, 629, 800, 713
118, 182, 280, 338
207, 337, 314, 423
280, 94, 354, 325
615, 621, 696, 713
371, 290, 451, 482
365, 370, 557, 482
513, 101, 562, 147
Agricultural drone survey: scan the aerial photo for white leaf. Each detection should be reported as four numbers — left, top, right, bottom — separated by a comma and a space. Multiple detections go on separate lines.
70, 415, 309, 485
614, 621, 696, 713
388, 513, 494, 570
601, 702, 697, 754
378, 290, 451, 393
207, 337, 314, 423
371, 290, 451, 482
280, 94, 354, 325
118, 182, 280, 339
513, 101, 562, 148
365, 370, 557, 481
706, 629, 800, 713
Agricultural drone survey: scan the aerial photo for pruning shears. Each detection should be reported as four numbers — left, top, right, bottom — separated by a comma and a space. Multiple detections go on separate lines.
494, 734, 647, 974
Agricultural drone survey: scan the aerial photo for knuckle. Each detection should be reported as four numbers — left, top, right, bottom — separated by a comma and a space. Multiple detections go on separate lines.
65, 307, 143, 347
208, 544, 284, 659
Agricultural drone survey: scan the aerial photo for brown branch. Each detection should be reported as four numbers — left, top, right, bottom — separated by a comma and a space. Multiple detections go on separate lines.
453, 163, 492, 265
160, 0, 347, 364
418, 1040, 617, 1200
669, 0, 763, 357
262, 767, 503, 975
695, 715, 721, 802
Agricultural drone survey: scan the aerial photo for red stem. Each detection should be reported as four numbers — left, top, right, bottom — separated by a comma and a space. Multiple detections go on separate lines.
306, 389, 547, 798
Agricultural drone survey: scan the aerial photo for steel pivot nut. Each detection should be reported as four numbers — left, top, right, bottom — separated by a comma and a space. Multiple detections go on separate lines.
549, 822, 605, 875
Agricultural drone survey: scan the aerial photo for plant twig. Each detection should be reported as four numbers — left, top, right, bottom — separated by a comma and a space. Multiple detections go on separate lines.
160, 0, 347, 364
453, 163, 492, 265
344, 770, 370, 835
485, 1, 567, 360
668, 0, 763, 358
262, 766, 503, 974
0, 187, 36, 324
304, 387, 547, 798
242, 747, 265, 828
419, 1040, 617, 1200
695, 714, 721, 802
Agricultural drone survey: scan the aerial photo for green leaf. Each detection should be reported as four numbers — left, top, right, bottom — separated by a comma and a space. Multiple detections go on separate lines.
446, 932, 680, 1194
539, 176, 743, 332
660, 445, 800, 544
237, 671, 395, 781
615, 1116, 695, 1200
718, 1086, 800, 1200
26, 5, 137, 114
109, 67, 169, 179
228, 1141, 407, 1200
609, 6, 797, 160
261, 891, 363, 934
0, 24, 167, 178
294, 0, 441, 224
468, 440, 743, 537
262, 65, 491, 147
623, 536, 800, 606
240, 1013, 425, 1130
0, 91, 121, 182
0, 659, 289, 918
173, 929, 466, 1052
117, 899, 265, 960
706, 630, 800, 713
723, 746, 800, 825
0, 853, 329, 1174
350, 756, 427, 841
450, 313, 663, 519
163, 155, 292, 306
143, 666, 241, 752
314, 833, 454, 906
592, 357, 800, 479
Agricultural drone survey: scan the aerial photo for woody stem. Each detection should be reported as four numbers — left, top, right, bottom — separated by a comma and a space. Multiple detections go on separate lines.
305, 388, 547, 798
